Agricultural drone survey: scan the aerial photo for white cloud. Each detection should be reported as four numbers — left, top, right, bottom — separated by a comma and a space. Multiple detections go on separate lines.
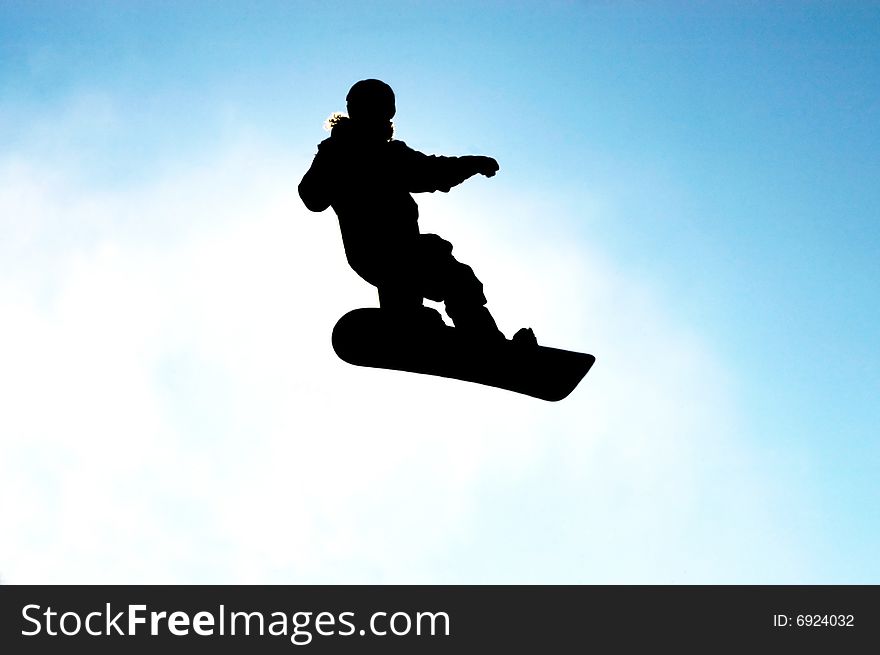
0, 129, 805, 584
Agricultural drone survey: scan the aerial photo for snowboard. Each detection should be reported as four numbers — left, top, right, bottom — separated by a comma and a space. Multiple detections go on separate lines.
332, 308, 594, 401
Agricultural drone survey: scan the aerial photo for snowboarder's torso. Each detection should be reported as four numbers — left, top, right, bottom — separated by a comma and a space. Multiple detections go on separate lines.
299, 118, 478, 285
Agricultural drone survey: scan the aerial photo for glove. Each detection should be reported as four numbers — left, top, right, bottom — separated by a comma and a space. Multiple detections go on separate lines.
465, 156, 499, 177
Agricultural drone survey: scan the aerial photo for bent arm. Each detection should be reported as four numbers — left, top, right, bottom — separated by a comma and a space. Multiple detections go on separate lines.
298, 151, 332, 212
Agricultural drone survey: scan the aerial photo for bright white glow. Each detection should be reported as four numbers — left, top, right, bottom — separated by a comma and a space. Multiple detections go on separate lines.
0, 129, 801, 584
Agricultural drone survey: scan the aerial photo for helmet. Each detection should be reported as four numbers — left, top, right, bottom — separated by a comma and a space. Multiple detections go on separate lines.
346, 79, 396, 122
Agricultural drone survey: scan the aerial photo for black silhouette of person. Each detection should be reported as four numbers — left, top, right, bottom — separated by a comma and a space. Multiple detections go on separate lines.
299, 79, 535, 345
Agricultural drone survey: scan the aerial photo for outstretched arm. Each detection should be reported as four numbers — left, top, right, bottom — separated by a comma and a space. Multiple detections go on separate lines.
395, 142, 499, 193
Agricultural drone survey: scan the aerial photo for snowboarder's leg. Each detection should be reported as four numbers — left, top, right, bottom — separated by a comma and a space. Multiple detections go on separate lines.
377, 280, 447, 329
443, 262, 505, 341
417, 234, 505, 341
377, 285, 422, 312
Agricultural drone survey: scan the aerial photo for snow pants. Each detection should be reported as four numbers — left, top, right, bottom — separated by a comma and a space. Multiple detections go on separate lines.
373, 233, 502, 339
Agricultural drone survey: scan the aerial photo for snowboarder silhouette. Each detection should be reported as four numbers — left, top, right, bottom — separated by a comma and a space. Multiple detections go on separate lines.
299, 79, 593, 401
299, 79, 535, 345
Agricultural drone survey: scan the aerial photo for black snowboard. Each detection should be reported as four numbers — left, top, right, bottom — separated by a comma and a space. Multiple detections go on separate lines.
332, 308, 594, 401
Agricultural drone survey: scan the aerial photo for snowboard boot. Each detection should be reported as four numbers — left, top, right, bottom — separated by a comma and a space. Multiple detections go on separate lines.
378, 287, 445, 330
445, 303, 505, 343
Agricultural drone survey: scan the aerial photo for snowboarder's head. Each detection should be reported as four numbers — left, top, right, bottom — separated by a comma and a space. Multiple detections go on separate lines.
346, 79, 396, 124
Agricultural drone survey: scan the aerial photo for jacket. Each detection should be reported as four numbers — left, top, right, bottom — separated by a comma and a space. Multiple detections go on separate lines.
299, 117, 482, 284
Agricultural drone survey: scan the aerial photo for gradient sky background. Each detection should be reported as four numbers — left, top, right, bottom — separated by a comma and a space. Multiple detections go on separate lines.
1, 1, 878, 583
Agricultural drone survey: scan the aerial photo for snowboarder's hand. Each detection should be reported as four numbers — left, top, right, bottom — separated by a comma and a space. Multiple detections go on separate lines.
465, 155, 498, 177
475, 156, 499, 177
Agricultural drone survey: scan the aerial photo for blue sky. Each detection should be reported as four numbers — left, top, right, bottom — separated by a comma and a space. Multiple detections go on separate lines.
1, 2, 878, 582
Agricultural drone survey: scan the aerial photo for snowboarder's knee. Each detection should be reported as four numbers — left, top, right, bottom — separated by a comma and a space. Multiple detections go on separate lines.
419, 233, 454, 258
447, 263, 486, 305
